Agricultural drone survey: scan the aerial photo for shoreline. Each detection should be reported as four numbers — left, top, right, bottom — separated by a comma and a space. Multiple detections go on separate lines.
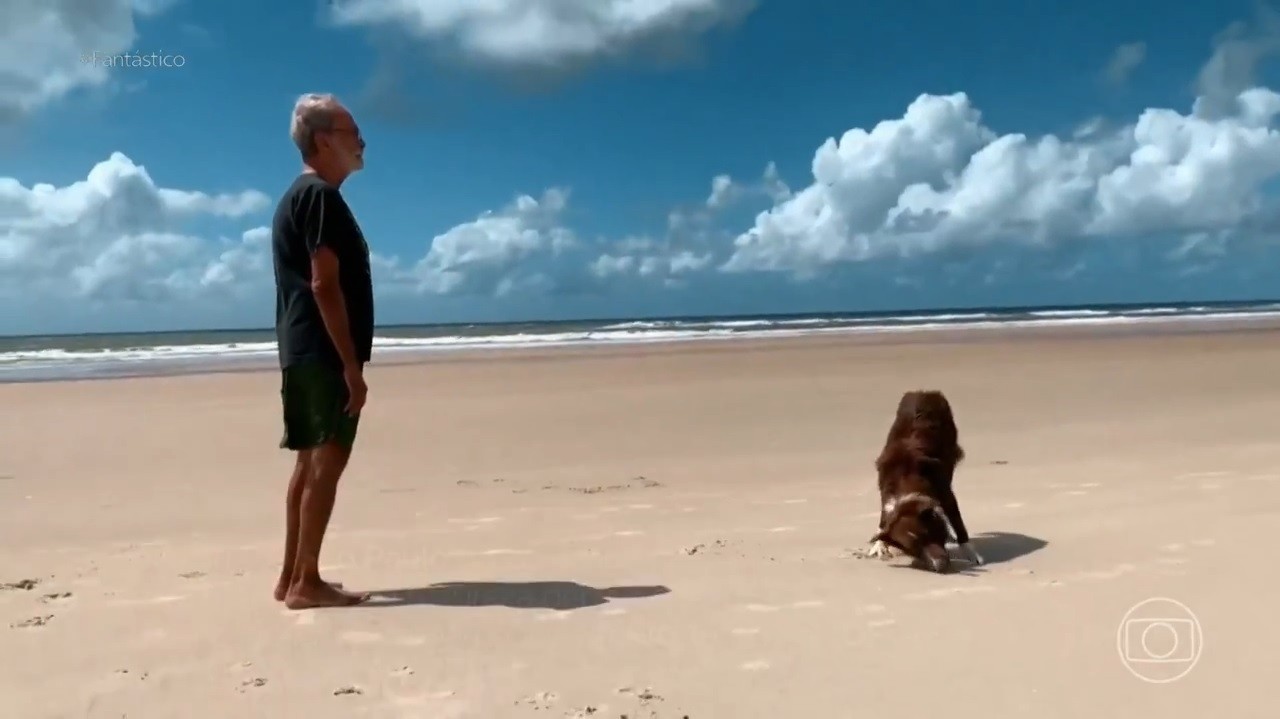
5, 312, 1280, 385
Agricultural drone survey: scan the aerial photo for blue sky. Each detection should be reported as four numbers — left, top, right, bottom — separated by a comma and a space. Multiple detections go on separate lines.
3, 0, 1280, 335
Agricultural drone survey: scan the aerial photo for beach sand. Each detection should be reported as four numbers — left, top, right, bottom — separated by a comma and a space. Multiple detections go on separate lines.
1, 327, 1274, 718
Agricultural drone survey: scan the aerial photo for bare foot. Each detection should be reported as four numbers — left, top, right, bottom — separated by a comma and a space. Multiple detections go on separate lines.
284, 581, 369, 610
274, 579, 344, 602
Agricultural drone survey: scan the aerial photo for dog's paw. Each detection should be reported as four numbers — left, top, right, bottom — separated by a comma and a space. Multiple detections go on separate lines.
959, 543, 984, 565
866, 540, 892, 560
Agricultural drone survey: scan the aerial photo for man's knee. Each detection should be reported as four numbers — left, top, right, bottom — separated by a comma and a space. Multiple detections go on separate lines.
310, 441, 352, 483
293, 449, 314, 471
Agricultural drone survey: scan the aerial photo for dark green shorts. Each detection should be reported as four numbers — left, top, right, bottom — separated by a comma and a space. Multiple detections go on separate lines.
279, 361, 361, 450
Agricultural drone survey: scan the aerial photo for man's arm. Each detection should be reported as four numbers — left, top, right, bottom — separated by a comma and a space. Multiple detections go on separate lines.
303, 186, 360, 370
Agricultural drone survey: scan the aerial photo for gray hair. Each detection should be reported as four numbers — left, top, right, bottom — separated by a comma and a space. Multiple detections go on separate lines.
289, 93, 345, 158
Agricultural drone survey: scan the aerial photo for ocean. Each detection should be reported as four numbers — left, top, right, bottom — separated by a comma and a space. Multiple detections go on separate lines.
4, 300, 1280, 383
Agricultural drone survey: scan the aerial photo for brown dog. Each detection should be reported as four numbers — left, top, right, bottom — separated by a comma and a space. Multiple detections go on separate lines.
866, 390, 984, 572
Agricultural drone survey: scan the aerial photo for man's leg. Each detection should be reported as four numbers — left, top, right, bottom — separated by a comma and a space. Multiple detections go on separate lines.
274, 449, 312, 600
283, 439, 368, 608
277, 362, 368, 608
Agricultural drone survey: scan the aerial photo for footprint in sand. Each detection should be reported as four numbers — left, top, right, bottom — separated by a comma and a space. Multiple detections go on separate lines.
518, 691, 559, 710
1, 578, 39, 591
617, 686, 663, 705
391, 666, 415, 677
10, 615, 52, 628
683, 539, 729, 555
334, 685, 364, 696
39, 592, 72, 604
238, 677, 268, 692
178, 571, 205, 579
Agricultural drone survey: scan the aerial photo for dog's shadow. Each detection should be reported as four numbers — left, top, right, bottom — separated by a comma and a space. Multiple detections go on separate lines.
966, 531, 1048, 565
355, 581, 670, 610
888, 531, 1049, 576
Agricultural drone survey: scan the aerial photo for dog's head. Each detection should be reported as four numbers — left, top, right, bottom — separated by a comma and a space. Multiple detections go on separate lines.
871, 493, 954, 573
895, 389, 954, 422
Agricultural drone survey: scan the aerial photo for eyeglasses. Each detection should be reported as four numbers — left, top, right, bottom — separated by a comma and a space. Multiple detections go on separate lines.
325, 126, 365, 146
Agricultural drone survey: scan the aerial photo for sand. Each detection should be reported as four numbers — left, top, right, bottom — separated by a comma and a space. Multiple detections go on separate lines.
1, 326, 1274, 718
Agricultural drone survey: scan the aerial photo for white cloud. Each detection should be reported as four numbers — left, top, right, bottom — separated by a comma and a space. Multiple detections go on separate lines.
327, 0, 752, 67
1195, 3, 1280, 118
0, 0, 176, 121
0, 150, 606, 331
721, 86, 1280, 277
0, 152, 269, 303
0, 150, 598, 319
390, 188, 579, 295
1104, 41, 1146, 85
589, 236, 713, 283
702, 162, 791, 210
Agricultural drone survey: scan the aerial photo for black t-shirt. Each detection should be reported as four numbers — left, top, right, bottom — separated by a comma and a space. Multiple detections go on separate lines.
271, 173, 375, 369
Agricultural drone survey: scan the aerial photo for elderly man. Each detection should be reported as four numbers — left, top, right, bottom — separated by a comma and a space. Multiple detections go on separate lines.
270, 93, 374, 609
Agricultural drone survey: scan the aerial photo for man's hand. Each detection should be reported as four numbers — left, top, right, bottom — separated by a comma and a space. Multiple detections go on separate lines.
343, 365, 368, 415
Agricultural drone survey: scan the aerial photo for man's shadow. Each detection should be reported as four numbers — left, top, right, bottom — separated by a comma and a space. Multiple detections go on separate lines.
356, 581, 670, 610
